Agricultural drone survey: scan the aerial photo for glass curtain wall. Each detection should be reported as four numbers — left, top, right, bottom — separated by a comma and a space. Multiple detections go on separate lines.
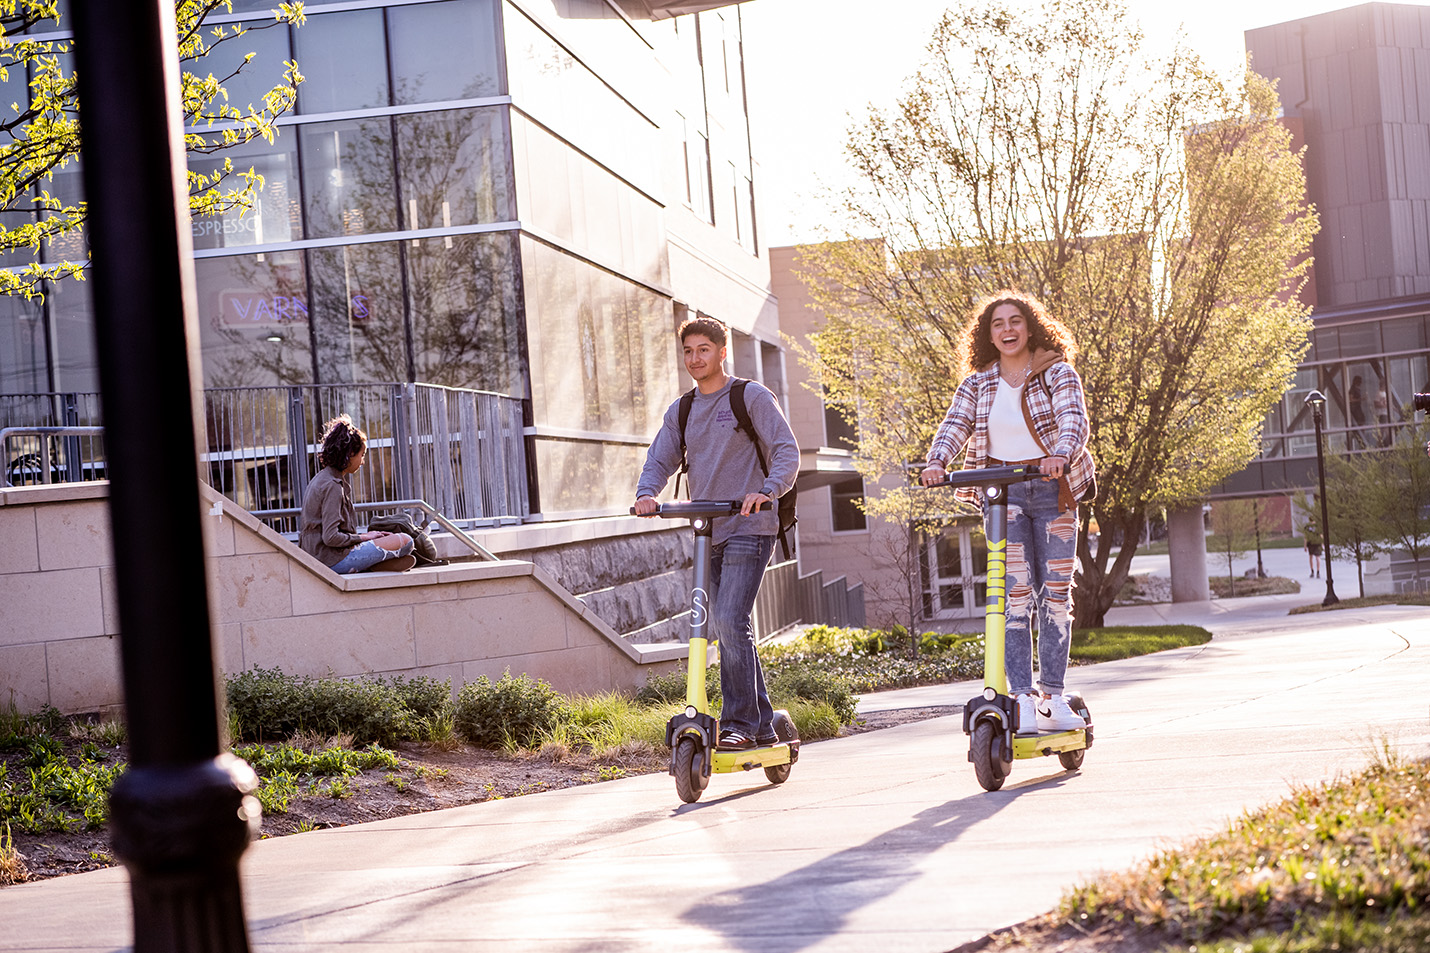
186, 1, 521, 396
1256, 313, 1430, 458
2, 0, 691, 522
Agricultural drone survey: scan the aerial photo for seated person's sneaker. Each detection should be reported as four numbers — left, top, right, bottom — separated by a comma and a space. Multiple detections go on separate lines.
755, 731, 779, 747
1015, 693, 1039, 736
1035, 694, 1086, 732
716, 729, 756, 750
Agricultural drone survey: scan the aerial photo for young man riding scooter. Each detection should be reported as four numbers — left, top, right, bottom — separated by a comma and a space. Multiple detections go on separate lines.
633, 317, 799, 751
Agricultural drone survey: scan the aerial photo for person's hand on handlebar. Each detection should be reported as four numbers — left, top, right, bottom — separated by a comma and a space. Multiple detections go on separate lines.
1038, 455, 1067, 480
633, 495, 660, 517
919, 463, 946, 487
740, 491, 771, 516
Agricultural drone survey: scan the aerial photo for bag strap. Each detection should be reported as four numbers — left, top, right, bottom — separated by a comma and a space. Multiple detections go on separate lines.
729, 379, 768, 475
675, 386, 696, 499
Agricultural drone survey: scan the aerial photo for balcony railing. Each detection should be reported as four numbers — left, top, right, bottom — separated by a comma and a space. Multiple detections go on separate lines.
1, 384, 530, 532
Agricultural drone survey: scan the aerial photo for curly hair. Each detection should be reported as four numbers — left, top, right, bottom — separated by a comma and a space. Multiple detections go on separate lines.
317, 414, 367, 472
955, 291, 1079, 375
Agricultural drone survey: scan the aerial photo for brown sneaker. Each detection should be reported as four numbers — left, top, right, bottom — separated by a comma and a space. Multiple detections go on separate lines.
367, 554, 416, 572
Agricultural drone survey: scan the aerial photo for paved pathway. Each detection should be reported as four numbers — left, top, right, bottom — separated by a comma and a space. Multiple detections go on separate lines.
3, 599, 1429, 953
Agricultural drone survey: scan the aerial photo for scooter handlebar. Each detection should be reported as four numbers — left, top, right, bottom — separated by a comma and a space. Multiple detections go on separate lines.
916, 463, 1042, 489
630, 499, 774, 519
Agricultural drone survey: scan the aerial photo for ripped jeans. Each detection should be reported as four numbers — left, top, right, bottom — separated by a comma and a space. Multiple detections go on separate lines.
993, 478, 1079, 697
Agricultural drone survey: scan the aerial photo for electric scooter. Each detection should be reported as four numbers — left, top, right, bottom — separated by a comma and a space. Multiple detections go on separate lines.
923, 465, 1093, 792
633, 499, 799, 804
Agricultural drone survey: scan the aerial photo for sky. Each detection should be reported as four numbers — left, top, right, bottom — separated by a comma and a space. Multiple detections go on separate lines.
739, 0, 1430, 248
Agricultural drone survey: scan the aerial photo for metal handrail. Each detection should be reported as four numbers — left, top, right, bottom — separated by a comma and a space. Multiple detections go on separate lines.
0, 426, 106, 487
252, 498, 498, 562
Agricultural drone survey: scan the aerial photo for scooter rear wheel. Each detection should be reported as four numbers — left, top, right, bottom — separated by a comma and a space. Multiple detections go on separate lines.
673, 737, 705, 803
763, 710, 798, 785
971, 719, 1007, 792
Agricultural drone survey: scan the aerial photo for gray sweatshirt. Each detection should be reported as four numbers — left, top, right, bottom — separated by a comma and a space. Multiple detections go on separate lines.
637, 377, 799, 546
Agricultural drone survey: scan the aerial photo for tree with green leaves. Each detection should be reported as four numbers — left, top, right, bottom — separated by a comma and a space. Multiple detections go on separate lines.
794, 0, 1317, 626
1361, 422, 1430, 589
0, 0, 303, 298
1207, 499, 1254, 597
1294, 452, 1386, 598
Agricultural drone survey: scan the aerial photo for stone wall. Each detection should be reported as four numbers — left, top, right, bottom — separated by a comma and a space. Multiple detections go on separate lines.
0, 482, 685, 716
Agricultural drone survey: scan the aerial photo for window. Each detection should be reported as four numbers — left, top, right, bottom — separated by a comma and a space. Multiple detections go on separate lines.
193, 251, 311, 388
823, 392, 857, 450
689, 130, 713, 224
407, 232, 523, 393
190, 133, 301, 250
388, 0, 503, 104
201, 20, 292, 115
308, 243, 407, 384
396, 108, 515, 230
830, 477, 867, 532
299, 119, 398, 238
294, 9, 389, 114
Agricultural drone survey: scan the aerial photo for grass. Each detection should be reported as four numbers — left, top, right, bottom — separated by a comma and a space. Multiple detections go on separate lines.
1290, 593, 1430, 615
1140, 537, 1304, 556
0, 621, 1215, 842
1058, 745, 1430, 952
1070, 625, 1212, 663
0, 823, 27, 885
1209, 575, 1303, 599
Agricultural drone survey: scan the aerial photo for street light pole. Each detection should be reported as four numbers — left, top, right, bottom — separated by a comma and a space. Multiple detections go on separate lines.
1304, 390, 1339, 607
71, 3, 259, 950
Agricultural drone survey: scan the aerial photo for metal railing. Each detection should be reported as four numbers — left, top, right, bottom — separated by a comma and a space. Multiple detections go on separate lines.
753, 558, 866, 639
201, 382, 528, 534
1, 385, 530, 533
252, 498, 500, 561
0, 392, 106, 485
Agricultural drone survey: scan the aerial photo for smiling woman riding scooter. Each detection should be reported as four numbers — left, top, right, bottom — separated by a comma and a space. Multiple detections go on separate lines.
920, 291, 1097, 738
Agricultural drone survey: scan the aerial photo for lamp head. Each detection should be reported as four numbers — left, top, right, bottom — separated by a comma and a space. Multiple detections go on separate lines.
1304, 389, 1326, 413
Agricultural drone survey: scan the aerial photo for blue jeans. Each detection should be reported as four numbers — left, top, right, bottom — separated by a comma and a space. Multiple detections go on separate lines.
330, 538, 414, 574
993, 479, 1079, 697
710, 533, 776, 738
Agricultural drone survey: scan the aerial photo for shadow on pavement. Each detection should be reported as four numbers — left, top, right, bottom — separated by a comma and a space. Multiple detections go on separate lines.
678, 769, 1076, 953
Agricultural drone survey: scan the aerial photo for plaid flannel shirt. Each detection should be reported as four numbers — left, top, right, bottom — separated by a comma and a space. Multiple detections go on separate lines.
926, 356, 1096, 505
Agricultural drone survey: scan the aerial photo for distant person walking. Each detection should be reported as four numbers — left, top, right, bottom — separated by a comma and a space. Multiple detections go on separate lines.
920, 291, 1096, 737
1304, 523, 1322, 579
300, 415, 416, 573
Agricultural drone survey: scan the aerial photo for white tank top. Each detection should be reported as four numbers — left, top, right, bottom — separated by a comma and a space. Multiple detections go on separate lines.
987, 379, 1045, 461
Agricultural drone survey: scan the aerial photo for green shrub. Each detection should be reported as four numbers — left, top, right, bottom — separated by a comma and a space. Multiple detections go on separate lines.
454, 672, 572, 749
381, 675, 453, 722
224, 668, 441, 746
635, 666, 720, 706
764, 661, 858, 725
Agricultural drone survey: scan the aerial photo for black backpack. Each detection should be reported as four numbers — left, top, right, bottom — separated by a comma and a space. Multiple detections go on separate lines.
365, 514, 445, 566
676, 378, 798, 560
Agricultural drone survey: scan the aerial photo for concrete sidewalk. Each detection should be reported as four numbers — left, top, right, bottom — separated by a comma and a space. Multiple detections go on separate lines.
4, 598, 1429, 953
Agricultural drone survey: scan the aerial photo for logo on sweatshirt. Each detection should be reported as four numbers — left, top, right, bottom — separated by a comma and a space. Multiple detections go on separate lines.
716, 408, 736, 424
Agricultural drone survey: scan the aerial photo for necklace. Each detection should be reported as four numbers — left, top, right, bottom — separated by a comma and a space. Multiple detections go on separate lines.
1003, 359, 1032, 387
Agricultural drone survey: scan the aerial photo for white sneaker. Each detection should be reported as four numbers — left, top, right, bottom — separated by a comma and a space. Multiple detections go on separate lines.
1015, 694, 1039, 736
1036, 694, 1086, 732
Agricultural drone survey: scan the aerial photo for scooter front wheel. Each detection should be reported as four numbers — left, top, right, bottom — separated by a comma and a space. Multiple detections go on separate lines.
673, 736, 706, 803
763, 710, 798, 785
970, 719, 1007, 792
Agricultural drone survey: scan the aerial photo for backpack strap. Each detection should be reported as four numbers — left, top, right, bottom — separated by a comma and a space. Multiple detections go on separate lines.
730, 379, 796, 560
674, 386, 696, 499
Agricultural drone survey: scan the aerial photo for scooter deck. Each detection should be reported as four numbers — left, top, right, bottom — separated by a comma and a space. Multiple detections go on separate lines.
1011, 728, 1087, 758
711, 742, 795, 773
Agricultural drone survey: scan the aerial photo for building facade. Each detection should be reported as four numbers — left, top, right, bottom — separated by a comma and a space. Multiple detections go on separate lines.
1232, 2, 1430, 494
0, 0, 781, 524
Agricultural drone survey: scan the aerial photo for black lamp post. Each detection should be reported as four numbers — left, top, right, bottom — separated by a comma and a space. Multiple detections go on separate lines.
72, 3, 259, 950
1304, 390, 1339, 606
